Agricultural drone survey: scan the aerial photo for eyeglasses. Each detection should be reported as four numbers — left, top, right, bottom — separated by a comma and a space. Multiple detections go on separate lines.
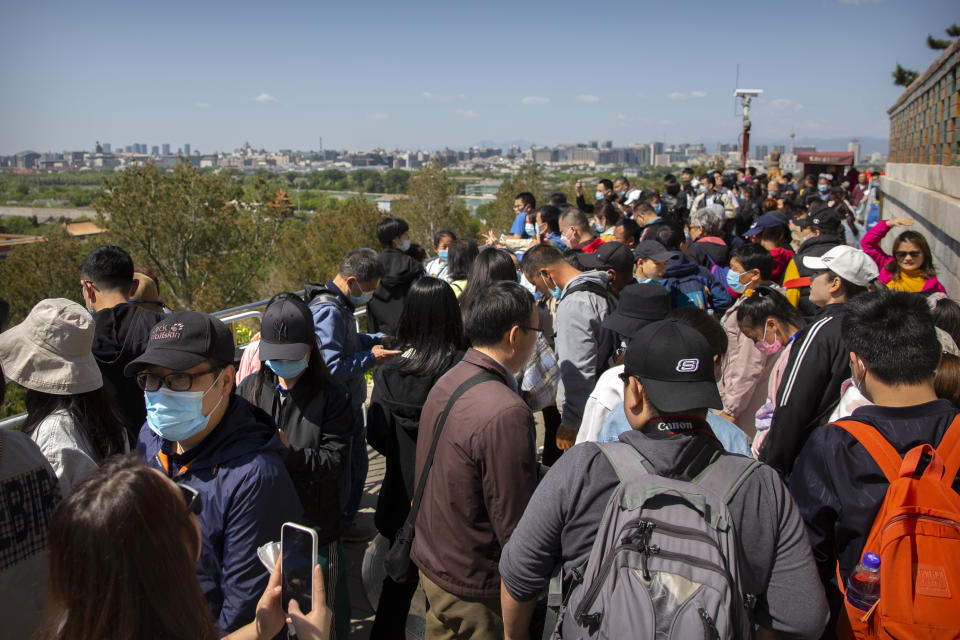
136, 368, 222, 392
178, 483, 203, 516
894, 251, 922, 260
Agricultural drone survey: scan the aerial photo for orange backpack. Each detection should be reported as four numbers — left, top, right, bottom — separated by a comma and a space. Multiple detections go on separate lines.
830, 418, 960, 640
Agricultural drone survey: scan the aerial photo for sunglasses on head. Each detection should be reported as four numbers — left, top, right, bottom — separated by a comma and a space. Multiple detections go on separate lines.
178, 483, 203, 516
894, 250, 922, 260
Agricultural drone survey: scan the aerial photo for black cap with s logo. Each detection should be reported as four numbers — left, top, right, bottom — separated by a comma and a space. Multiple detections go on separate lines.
622, 319, 723, 413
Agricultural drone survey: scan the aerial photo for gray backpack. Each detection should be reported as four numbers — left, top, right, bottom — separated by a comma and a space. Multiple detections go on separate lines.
553, 442, 760, 640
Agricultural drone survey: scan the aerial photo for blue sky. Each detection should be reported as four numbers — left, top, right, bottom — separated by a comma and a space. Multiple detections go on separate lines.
0, 0, 954, 154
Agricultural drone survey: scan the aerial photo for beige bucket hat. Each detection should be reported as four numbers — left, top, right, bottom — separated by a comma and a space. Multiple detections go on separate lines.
0, 298, 103, 395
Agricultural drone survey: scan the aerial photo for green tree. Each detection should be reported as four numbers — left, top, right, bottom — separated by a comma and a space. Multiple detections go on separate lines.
485, 162, 545, 234
94, 159, 291, 312
274, 197, 381, 288
927, 34, 951, 50
892, 63, 920, 87
391, 162, 471, 247
0, 229, 89, 325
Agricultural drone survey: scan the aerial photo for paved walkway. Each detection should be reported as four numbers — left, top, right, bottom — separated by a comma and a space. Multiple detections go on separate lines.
341, 446, 426, 639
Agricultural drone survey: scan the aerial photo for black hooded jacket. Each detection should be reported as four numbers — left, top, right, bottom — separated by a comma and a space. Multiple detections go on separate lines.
91, 303, 164, 442
238, 368, 352, 544
366, 350, 463, 538
366, 248, 423, 335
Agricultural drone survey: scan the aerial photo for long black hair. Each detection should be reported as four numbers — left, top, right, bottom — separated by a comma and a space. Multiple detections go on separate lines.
23, 387, 127, 461
458, 248, 517, 319
736, 286, 804, 333
394, 277, 466, 377
446, 239, 478, 280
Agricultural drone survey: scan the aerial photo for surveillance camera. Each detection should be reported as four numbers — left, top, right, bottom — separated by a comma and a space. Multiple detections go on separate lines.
734, 89, 763, 98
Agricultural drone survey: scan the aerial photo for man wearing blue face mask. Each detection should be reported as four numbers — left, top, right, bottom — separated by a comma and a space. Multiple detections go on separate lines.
521, 245, 617, 453
130, 310, 302, 633
305, 248, 402, 540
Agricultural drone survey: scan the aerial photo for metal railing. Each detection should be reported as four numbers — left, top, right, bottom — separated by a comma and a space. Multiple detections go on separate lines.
2, 290, 369, 429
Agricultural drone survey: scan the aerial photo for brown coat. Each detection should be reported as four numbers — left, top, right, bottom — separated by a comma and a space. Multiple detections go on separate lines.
410, 348, 538, 599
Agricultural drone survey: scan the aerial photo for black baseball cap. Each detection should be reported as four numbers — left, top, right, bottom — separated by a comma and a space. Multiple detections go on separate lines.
623, 319, 722, 413
633, 240, 673, 263
796, 207, 841, 232
125, 311, 235, 375
602, 283, 671, 338
579, 241, 635, 273
260, 295, 314, 361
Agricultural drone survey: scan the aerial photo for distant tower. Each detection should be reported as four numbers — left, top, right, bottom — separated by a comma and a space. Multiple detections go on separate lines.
319, 136, 323, 154
789, 127, 796, 154
848, 139, 861, 165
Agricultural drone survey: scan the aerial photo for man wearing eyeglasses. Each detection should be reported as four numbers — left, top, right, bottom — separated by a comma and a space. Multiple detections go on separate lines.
411, 281, 540, 639
128, 310, 302, 633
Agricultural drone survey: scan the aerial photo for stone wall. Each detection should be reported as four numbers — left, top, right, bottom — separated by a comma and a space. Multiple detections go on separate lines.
881, 163, 960, 295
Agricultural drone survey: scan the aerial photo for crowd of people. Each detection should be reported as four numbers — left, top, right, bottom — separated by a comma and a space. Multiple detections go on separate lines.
0, 164, 958, 640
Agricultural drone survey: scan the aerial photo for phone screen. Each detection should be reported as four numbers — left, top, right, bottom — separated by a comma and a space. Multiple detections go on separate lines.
282, 525, 314, 613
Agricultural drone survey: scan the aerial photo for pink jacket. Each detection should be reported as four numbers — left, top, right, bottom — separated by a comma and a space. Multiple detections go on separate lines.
860, 220, 946, 294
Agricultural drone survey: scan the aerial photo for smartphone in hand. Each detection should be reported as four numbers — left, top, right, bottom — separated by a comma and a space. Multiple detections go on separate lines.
282, 522, 318, 614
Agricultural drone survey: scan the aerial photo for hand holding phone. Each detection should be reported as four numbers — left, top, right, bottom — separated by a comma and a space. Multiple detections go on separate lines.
282, 523, 318, 615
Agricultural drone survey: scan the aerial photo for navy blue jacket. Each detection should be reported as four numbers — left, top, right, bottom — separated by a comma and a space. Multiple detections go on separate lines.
138, 396, 302, 633
662, 251, 732, 314
790, 400, 960, 632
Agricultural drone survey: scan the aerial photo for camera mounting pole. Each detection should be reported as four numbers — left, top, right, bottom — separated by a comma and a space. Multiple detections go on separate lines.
734, 89, 762, 171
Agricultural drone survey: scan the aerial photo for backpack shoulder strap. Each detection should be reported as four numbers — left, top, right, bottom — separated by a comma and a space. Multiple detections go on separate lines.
596, 441, 656, 480
695, 454, 763, 505
935, 414, 960, 488
830, 420, 901, 484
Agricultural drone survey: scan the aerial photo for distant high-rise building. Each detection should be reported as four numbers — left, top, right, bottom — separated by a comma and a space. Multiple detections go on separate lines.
103, 143, 111, 154
774, 144, 786, 155
587, 140, 598, 149
151, 145, 160, 156
184, 143, 191, 156
162, 143, 171, 155
848, 139, 861, 164
652, 142, 664, 156
125, 145, 133, 153
754, 144, 768, 161
140, 143, 146, 154
600, 140, 613, 149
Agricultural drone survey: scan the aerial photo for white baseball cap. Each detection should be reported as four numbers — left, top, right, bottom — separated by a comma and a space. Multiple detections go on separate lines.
802, 245, 879, 287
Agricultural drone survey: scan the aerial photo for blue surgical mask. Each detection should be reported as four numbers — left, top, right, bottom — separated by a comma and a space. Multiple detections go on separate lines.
618, 190, 627, 197
524, 223, 536, 237
817, 184, 829, 193
698, 185, 707, 194
541, 274, 562, 300
350, 283, 374, 306
397, 239, 411, 252
594, 223, 605, 234
595, 191, 604, 201
726, 269, 747, 293
265, 358, 309, 379
820, 192, 830, 201
438, 249, 448, 261
144, 372, 224, 442
654, 203, 662, 214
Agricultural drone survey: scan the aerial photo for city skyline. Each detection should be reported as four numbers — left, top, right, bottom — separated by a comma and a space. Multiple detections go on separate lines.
1, 0, 952, 155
